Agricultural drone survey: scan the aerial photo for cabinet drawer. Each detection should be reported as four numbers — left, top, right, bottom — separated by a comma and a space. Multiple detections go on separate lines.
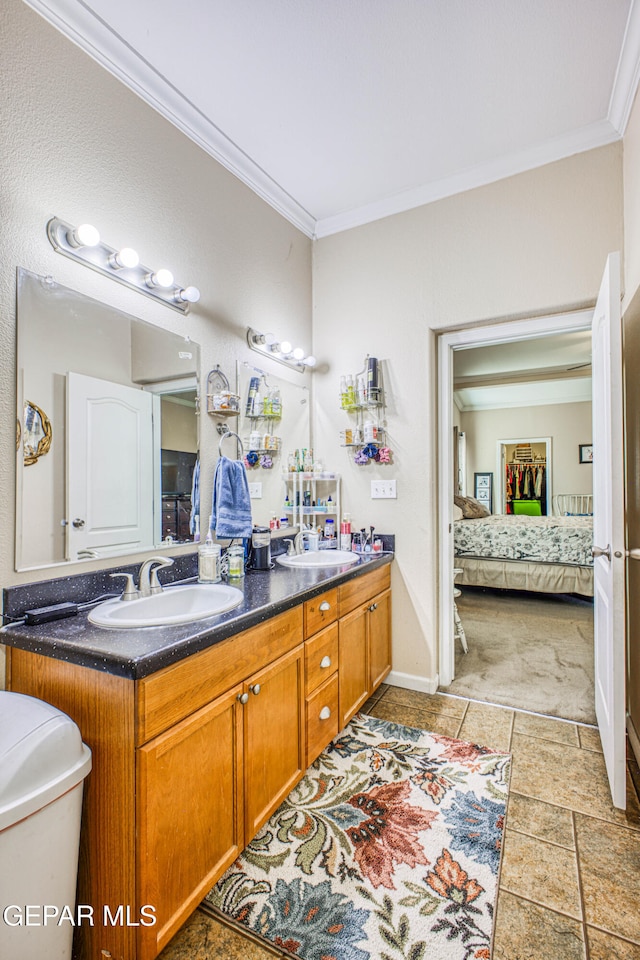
137, 606, 303, 744
304, 588, 338, 638
306, 673, 339, 766
304, 622, 338, 696
338, 564, 390, 617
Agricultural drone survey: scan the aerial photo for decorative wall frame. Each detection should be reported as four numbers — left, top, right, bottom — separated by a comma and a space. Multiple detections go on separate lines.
474, 471, 493, 512
579, 443, 593, 464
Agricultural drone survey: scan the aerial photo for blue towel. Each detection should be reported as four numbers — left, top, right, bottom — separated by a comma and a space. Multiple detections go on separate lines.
211, 456, 253, 538
189, 459, 200, 535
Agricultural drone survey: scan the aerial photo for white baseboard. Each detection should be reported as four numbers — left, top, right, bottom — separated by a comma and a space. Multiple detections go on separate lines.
386, 670, 439, 695
628, 715, 640, 765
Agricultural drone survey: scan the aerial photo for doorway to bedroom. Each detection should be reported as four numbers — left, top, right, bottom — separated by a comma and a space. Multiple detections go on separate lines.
438, 312, 595, 725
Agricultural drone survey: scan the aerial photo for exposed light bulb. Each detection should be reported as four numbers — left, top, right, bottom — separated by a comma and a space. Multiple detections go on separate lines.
175, 285, 200, 303
292, 347, 305, 361
264, 333, 277, 346
146, 268, 174, 289
110, 247, 139, 269
68, 223, 100, 248
304, 355, 317, 367
279, 341, 292, 355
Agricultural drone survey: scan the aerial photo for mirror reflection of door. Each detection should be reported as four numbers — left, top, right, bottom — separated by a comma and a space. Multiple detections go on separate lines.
66, 372, 154, 559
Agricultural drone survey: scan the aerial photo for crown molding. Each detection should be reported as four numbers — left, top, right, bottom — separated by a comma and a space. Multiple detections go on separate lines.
24, 0, 639, 241
609, 0, 640, 133
314, 119, 620, 238
23, 0, 316, 238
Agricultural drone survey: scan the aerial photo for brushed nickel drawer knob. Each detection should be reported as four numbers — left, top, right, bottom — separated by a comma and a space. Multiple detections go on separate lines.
237, 692, 249, 704
319, 706, 331, 720
250, 683, 261, 696
320, 655, 332, 669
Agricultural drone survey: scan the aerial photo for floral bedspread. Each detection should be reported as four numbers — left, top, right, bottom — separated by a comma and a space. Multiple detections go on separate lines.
454, 515, 593, 567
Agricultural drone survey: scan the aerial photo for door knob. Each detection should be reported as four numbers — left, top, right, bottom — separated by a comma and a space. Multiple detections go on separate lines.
237, 692, 249, 704
249, 683, 261, 696
592, 544, 611, 561
72, 518, 85, 528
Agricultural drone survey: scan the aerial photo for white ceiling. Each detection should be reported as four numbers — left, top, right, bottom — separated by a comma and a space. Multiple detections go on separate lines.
453, 330, 592, 411
25, 0, 640, 238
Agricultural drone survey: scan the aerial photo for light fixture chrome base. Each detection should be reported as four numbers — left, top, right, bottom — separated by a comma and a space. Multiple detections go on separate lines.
246, 327, 306, 373
47, 217, 191, 314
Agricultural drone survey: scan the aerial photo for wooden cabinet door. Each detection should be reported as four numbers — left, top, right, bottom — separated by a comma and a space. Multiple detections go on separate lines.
338, 604, 369, 728
243, 644, 305, 843
369, 588, 392, 690
137, 685, 244, 960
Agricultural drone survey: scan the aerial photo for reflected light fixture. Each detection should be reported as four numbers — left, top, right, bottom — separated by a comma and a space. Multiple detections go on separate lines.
47, 217, 200, 314
247, 327, 316, 373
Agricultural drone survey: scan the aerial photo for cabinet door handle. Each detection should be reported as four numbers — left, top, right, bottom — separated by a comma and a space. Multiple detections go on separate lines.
319, 601, 331, 611
369, 603, 378, 612
320, 655, 332, 669
319, 706, 331, 720
237, 692, 249, 704
249, 683, 261, 696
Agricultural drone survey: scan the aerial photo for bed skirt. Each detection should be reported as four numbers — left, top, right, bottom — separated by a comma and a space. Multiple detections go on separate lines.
455, 556, 594, 597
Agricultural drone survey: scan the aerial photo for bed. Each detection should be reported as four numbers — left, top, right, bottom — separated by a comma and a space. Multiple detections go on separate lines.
454, 514, 594, 597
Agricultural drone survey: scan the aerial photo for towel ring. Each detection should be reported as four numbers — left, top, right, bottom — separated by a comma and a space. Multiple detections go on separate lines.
218, 427, 244, 459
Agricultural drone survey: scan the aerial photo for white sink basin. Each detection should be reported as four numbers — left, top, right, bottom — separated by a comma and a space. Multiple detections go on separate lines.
88, 583, 244, 628
276, 550, 360, 569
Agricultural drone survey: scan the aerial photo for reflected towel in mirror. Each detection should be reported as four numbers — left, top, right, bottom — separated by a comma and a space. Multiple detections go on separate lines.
211, 456, 253, 538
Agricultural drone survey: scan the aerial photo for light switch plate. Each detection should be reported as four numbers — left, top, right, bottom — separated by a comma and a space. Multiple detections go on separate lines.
371, 480, 397, 499
248, 482, 262, 499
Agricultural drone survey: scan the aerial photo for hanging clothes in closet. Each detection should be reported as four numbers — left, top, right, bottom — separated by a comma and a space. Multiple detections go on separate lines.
505, 462, 547, 514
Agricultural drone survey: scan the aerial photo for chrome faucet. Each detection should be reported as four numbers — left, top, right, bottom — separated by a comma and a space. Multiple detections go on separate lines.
137, 556, 174, 597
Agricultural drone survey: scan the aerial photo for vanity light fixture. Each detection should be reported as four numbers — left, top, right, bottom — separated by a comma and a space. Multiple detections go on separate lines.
46, 217, 200, 314
247, 327, 316, 373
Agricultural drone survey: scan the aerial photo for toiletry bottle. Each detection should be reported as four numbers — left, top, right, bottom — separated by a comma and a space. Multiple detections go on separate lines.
363, 418, 374, 443
198, 536, 221, 583
246, 376, 260, 416
193, 515, 200, 543
345, 375, 356, 409
340, 376, 348, 409
227, 544, 245, 579
367, 357, 380, 404
324, 517, 335, 540
340, 514, 352, 551
271, 387, 281, 416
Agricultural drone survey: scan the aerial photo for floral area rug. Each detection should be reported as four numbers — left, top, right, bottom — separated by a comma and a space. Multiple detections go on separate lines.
203, 713, 511, 960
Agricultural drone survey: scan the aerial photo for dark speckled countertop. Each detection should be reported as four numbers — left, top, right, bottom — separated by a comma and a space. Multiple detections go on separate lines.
2, 553, 393, 680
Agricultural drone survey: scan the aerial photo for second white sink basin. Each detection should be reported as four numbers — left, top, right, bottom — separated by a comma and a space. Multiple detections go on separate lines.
88, 583, 244, 628
276, 550, 360, 569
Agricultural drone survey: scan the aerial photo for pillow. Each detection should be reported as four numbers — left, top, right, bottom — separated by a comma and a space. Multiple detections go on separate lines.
454, 495, 490, 519
453, 504, 464, 521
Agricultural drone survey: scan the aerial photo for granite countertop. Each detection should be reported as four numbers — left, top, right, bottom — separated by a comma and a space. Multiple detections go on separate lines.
2, 553, 392, 680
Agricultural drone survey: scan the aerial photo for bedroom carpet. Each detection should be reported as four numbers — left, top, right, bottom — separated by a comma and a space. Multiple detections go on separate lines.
204, 712, 510, 960
447, 588, 595, 724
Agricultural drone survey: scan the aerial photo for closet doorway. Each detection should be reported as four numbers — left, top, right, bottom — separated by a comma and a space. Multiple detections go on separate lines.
438, 309, 594, 724
499, 437, 551, 515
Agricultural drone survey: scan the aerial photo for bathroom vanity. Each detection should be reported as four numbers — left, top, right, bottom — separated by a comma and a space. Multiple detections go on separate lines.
3, 554, 391, 960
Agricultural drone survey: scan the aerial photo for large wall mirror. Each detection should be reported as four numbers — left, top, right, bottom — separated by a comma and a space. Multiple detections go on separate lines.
16, 268, 200, 571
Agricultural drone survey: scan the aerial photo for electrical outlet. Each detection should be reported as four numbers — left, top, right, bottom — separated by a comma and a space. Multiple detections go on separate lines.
371, 480, 397, 499
248, 482, 263, 499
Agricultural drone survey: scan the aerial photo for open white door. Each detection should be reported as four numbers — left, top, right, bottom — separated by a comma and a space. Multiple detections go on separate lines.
592, 252, 626, 810
67, 372, 155, 559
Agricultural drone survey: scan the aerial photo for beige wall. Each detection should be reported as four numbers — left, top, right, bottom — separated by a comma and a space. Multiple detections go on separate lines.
460, 401, 593, 509
0, 1, 311, 686
0, 0, 311, 590
313, 145, 623, 688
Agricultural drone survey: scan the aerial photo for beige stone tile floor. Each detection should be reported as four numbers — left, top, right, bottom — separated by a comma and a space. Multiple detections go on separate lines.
158, 684, 640, 960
